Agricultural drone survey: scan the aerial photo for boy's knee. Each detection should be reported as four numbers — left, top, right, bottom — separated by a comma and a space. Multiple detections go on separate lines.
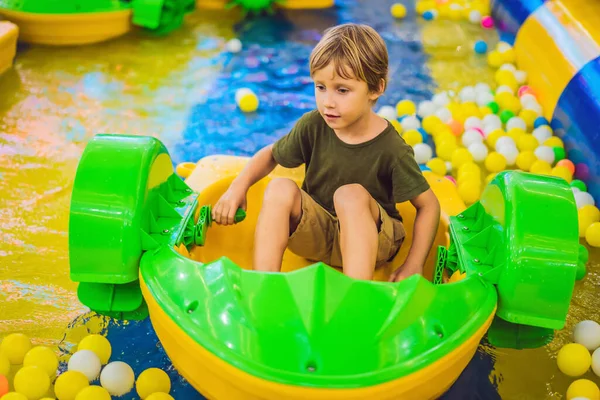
333, 184, 370, 212
263, 178, 300, 209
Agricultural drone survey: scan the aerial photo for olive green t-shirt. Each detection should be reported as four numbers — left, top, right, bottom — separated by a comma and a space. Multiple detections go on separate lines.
272, 110, 430, 221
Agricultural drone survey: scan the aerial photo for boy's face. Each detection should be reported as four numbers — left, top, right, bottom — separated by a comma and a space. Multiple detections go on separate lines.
313, 62, 380, 131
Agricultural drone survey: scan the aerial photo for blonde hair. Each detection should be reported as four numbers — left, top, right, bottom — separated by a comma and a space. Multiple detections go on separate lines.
309, 23, 389, 94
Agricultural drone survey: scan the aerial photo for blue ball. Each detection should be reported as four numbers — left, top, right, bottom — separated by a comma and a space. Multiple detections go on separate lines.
423, 10, 435, 21
418, 128, 429, 142
474, 40, 488, 54
533, 117, 549, 128
420, 165, 431, 172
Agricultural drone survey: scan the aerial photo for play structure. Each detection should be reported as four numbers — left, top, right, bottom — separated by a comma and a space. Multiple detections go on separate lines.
68, 134, 583, 399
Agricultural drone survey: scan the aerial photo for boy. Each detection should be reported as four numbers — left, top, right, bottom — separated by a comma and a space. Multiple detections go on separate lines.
212, 23, 440, 282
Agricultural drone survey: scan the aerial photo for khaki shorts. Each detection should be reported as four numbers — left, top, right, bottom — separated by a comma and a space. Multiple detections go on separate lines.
288, 190, 406, 268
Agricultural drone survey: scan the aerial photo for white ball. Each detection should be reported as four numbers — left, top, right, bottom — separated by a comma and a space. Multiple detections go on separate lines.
573, 187, 582, 195
524, 102, 543, 115
377, 105, 397, 121
483, 125, 500, 137
532, 126, 553, 142
413, 143, 433, 164
506, 117, 527, 131
468, 10, 482, 24
401, 115, 421, 130
225, 38, 242, 53
476, 92, 495, 107
592, 347, 600, 377
464, 116, 483, 130
449, 3, 462, 11
498, 145, 519, 166
574, 320, 600, 351
462, 129, 484, 147
445, 161, 453, 173
432, 92, 450, 107
475, 82, 491, 94
483, 114, 502, 130
495, 136, 516, 152
417, 100, 437, 118
468, 142, 489, 162
575, 191, 596, 208
497, 42, 513, 53
520, 93, 538, 105
496, 85, 514, 95
499, 63, 517, 72
100, 361, 135, 396
459, 86, 476, 103
514, 70, 527, 84
235, 88, 254, 103
435, 107, 452, 123
68, 350, 102, 382
534, 146, 555, 164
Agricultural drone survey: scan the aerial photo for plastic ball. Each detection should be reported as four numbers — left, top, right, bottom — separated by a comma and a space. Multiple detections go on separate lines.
391, 3, 407, 18
494, 135, 515, 151
533, 126, 553, 144
576, 191, 596, 209
487, 51, 503, 68
447, 120, 463, 136
475, 82, 491, 93
0, 355, 8, 377
572, 179, 588, 192
413, 143, 433, 164
487, 101, 501, 114
402, 129, 423, 146
74, 386, 111, 400
377, 105, 398, 121
463, 116, 482, 130
474, 40, 487, 54
545, 136, 564, 148
557, 159, 576, 175
23, 346, 58, 377
587, 222, 600, 247
417, 100, 436, 118
552, 166, 573, 183
481, 15, 494, 28
401, 115, 421, 130
534, 146, 555, 165
389, 118, 403, 134
458, 181, 481, 204
575, 163, 591, 181
566, 379, 599, 400
0, 394, 28, 400
435, 107, 452, 123
54, 371, 89, 400
518, 85, 533, 97
499, 110, 515, 124
225, 38, 242, 53
524, 102, 543, 115
534, 117, 549, 128
234, 87, 252, 103
507, 127, 525, 142
483, 114, 502, 129
497, 145, 519, 166
515, 134, 538, 152
520, 93, 538, 107
420, 115, 441, 134
458, 87, 475, 103
486, 129, 505, 148
396, 99, 416, 116
1, 334, 32, 365
530, 160, 552, 175
0, 375, 7, 398
425, 158, 445, 176
451, 148, 474, 170
468, 142, 489, 163
497, 75, 518, 93
496, 85, 514, 96
516, 151, 537, 171
476, 92, 494, 107
557, 343, 592, 377
462, 129, 483, 147
573, 321, 600, 351
432, 92, 450, 108
485, 152, 507, 173
593, 347, 600, 376
100, 361, 135, 396
505, 116, 526, 131
146, 393, 174, 400
237, 90, 259, 113
468, 9, 482, 23
136, 368, 172, 400
436, 140, 458, 162
14, 366, 50, 400
68, 350, 102, 382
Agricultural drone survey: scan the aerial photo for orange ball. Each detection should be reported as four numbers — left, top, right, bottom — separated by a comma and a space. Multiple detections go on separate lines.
0, 374, 8, 397
556, 159, 575, 174
448, 120, 464, 136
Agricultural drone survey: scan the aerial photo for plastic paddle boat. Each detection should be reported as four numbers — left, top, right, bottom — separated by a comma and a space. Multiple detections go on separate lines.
69, 134, 584, 399
0, 21, 18, 75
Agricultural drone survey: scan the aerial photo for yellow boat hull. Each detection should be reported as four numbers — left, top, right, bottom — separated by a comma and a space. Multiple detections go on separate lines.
0, 9, 132, 45
0, 21, 18, 75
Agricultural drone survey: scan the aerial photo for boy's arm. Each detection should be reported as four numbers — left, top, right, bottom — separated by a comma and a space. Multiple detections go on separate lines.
389, 188, 440, 282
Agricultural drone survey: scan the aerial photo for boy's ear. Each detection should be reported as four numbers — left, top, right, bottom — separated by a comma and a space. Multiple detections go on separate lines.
369, 78, 386, 101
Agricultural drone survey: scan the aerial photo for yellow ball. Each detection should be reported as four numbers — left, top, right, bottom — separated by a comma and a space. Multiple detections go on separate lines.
0, 334, 32, 365
551, 166, 573, 183
396, 99, 416, 117
517, 134, 539, 152
530, 159, 552, 175
54, 371, 89, 400
579, 205, 600, 237
0, 354, 9, 376
500, 49, 516, 64
23, 346, 58, 377
544, 136, 564, 148
487, 51, 503, 68
416, 1, 435, 15
238, 93, 259, 113
14, 366, 50, 400
426, 158, 447, 176
566, 379, 599, 400
402, 129, 423, 146
391, 3, 407, 18
451, 148, 474, 170
461, 102, 481, 119
1, 394, 28, 400
586, 222, 600, 248
389, 119, 403, 134
557, 343, 591, 377
507, 127, 525, 142
485, 152, 507, 173
434, 131, 457, 146
502, 96, 522, 114
496, 71, 518, 92
422, 115, 443, 134
479, 106, 494, 116
146, 393, 174, 400
74, 386, 111, 400
78, 335, 112, 365
136, 368, 171, 400
486, 129, 505, 148
458, 180, 481, 204
437, 141, 458, 162
485, 172, 497, 185
519, 109, 538, 130
458, 162, 482, 180
494, 91, 514, 107
516, 151, 537, 171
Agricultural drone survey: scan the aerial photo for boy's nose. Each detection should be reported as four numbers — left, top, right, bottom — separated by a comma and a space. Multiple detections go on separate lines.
323, 94, 335, 108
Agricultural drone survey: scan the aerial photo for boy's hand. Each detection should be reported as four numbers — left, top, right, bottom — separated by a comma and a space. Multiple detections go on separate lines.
389, 262, 423, 282
213, 185, 247, 226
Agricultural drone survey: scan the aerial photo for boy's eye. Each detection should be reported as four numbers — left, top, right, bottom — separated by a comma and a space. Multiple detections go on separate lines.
338, 88, 349, 94
315, 84, 325, 91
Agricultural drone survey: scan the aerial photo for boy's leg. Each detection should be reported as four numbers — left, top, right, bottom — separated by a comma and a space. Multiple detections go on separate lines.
333, 184, 381, 280
253, 178, 302, 272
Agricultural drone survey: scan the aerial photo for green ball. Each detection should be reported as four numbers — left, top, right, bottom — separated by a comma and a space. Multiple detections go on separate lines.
579, 244, 589, 264
571, 179, 587, 192
553, 146, 566, 162
500, 110, 515, 124
576, 261, 587, 280
487, 101, 500, 114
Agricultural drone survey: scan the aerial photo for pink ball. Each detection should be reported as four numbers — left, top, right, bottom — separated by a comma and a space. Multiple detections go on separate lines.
472, 127, 485, 138
445, 176, 457, 185
481, 16, 494, 29
518, 85, 534, 97
574, 163, 590, 181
